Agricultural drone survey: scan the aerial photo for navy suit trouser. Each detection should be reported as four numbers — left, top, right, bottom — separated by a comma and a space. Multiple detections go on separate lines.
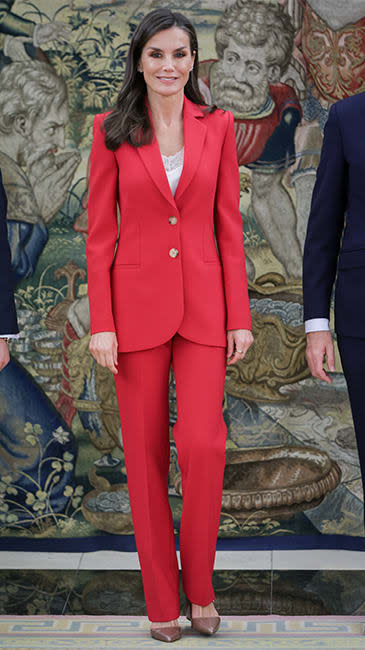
337, 334, 365, 525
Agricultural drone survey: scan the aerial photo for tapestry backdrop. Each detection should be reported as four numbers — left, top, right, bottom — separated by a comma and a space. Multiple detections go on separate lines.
1, 0, 364, 552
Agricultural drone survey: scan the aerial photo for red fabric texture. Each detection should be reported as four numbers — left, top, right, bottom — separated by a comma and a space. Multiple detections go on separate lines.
86, 94, 251, 352
114, 331, 227, 621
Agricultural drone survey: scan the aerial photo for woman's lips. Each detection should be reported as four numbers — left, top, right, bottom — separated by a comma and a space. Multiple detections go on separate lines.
157, 76, 178, 83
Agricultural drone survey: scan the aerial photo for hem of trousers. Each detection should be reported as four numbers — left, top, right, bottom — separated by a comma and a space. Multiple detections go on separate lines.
148, 611, 182, 623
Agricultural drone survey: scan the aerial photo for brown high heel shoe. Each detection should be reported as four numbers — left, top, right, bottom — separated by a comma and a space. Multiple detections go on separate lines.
150, 623, 182, 643
185, 598, 221, 635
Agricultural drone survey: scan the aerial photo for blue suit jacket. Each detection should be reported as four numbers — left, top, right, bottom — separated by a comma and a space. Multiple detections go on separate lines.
0, 168, 19, 335
303, 91, 365, 337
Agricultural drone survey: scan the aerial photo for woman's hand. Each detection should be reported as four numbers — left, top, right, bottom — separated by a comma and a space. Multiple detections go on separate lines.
226, 329, 253, 365
0, 339, 10, 371
89, 332, 119, 374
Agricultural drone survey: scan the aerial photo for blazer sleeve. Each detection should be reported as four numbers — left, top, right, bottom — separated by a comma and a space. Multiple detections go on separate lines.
0, 169, 19, 335
214, 110, 251, 331
86, 113, 118, 335
302, 103, 347, 321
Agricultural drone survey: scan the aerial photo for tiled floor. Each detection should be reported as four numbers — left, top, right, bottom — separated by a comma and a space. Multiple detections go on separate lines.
0, 568, 271, 616
1, 566, 365, 617
1, 549, 365, 616
271, 570, 365, 616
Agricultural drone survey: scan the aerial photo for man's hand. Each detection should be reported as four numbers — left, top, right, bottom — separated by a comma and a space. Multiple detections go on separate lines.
89, 332, 118, 375
226, 328, 254, 365
306, 330, 335, 384
0, 339, 10, 371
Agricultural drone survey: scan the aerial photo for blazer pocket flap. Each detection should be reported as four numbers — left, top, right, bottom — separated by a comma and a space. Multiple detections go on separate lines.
338, 249, 365, 270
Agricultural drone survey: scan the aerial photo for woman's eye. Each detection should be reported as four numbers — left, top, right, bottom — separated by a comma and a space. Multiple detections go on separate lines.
149, 52, 187, 58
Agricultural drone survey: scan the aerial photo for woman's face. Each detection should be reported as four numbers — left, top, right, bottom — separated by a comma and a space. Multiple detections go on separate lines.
138, 26, 195, 97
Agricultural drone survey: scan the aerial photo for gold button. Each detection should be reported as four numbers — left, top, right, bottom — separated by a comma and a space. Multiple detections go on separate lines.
169, 216, 178, 225
169, 248, 179, 258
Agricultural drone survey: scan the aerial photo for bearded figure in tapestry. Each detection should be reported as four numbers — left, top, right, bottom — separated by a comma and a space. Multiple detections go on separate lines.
199, 0, 302, 280
0, 60, 80, 527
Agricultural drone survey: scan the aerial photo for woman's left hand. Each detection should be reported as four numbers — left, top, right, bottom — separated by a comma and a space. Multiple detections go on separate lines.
226, 329, 253, 365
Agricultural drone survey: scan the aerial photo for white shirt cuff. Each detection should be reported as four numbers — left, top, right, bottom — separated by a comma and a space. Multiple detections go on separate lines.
0, 333, 20, 339
305, 318, 330, 333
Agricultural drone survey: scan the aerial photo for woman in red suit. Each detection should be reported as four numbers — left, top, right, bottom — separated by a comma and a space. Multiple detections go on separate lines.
86, 7, 253, 643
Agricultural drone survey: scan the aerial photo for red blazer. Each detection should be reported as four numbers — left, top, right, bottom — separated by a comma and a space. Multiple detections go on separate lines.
86, 94, 251, 352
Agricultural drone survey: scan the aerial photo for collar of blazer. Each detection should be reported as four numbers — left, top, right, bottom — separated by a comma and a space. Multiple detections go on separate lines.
137, 93, 207, 210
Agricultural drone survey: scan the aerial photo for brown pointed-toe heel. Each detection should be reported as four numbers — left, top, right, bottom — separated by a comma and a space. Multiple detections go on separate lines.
150, 625, 182, 642
185, 599, 221, 636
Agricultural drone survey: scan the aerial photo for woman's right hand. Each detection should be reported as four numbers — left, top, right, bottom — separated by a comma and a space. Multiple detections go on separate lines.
0, 339, 10, 371
89, 332, 118, 374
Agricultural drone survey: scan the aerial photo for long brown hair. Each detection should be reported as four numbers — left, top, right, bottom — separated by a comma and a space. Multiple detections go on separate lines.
103, 8, 217, 150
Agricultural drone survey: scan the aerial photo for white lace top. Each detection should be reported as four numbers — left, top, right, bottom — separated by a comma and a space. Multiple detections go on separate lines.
161, 146, 184, 197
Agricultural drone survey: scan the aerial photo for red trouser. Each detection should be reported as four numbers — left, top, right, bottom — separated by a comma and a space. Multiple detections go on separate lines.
113, 332, 228, 622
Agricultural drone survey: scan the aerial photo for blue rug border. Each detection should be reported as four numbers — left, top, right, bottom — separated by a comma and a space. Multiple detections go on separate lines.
1, 534, 365, 552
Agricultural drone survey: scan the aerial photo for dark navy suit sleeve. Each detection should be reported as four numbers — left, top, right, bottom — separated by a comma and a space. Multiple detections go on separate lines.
302, 103, 347, 321
8, 219, 48, 283
0, 169, 19, 335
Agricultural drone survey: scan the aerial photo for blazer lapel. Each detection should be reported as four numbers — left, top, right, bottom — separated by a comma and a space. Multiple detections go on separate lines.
175, 96, 206, 203
136, 94, 207, 210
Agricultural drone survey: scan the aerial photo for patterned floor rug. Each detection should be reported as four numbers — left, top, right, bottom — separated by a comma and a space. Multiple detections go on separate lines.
0, 616, 365, 649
